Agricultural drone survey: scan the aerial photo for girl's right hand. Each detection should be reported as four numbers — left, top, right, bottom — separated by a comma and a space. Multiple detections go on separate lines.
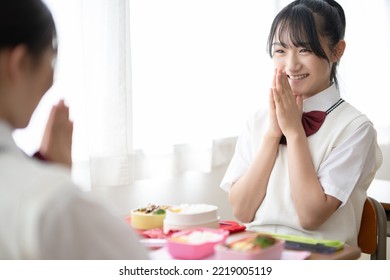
266, 69, 283, 140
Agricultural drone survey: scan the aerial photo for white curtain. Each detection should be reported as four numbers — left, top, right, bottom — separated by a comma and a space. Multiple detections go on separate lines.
13, 0, 390, 189
75, 0, 133, 188
130, 0, 277, 152
14, 0, 132, 190
128, 0, 278, 181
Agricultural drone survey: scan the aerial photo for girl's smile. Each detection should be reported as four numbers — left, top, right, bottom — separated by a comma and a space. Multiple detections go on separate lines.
287, 73, 309, 80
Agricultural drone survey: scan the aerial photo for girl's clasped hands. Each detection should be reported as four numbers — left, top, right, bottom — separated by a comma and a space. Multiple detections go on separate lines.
268, 68, 305, 144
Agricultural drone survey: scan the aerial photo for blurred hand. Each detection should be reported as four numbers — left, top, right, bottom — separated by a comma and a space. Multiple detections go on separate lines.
39, 100, 73, 168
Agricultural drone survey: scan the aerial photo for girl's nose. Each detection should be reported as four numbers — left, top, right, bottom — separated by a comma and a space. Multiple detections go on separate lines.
285, 53, 301, 73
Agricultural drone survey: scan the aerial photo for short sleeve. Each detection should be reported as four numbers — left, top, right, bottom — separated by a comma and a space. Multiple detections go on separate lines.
220, 116, 254, 192
317, 122, 379, 206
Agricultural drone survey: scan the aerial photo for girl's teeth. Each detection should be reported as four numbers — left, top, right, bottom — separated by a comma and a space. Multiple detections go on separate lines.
288, 74, 308, 80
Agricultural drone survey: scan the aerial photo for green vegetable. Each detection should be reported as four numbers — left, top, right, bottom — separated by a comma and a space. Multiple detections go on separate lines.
254, 235, 275, 248
153, 209, 166, 215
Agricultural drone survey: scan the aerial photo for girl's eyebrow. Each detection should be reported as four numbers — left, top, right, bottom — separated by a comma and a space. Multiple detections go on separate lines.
272, 41, 310, 48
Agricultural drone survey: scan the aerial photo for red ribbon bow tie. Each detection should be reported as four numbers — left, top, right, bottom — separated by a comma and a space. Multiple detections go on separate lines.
280, 111, 326, 145
302, 111, 327, 137
279, 98, 344, 145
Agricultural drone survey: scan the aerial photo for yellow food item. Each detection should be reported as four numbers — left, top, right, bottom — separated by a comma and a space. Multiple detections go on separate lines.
131, 204, 170, 230
168, 207, 182, 213
227, 235, 276, 252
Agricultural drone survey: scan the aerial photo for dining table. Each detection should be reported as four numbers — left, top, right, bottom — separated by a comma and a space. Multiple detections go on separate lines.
91, 166, 363, 260
142, 227, 362, 260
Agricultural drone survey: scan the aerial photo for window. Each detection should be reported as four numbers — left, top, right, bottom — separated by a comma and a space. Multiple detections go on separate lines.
130, 0, 276, 152
13, 0, 390, 187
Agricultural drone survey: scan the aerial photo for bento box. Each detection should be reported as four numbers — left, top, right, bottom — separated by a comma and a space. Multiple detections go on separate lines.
167, 228, 229, 259
214, 233, 285, 260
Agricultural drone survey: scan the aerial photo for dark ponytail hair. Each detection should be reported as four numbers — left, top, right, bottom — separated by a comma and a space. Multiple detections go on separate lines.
0, 0, 57, 59
267, 0, 346, 87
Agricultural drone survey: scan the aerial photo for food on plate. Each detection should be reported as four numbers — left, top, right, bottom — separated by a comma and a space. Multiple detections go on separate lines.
171, 230, 225, 245
214, 233, 284, 260
133, 204, 170, 215
226, 234, 276, 252
168, 204, 216, 214
130, 204, 170, 230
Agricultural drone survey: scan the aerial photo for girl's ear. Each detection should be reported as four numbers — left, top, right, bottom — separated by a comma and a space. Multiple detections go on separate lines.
332, 40, 346, 62
7, 45, 29, 82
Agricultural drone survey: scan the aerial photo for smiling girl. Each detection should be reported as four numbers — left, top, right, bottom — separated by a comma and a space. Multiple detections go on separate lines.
220, 0, 382, 245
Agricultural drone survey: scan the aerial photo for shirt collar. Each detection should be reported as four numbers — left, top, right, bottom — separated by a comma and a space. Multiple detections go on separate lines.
303, 84, 340, 112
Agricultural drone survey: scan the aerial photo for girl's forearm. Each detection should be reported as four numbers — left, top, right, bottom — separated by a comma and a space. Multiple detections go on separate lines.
287, 135, 340, 229
228, 133, 280, 223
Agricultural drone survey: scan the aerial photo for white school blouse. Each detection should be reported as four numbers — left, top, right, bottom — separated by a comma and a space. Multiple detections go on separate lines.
0, 121, 148, 259
220, 84, 382, 245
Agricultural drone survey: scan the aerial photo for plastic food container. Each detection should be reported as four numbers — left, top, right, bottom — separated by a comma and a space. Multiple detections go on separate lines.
214, 234, 285, 260
163, 204, 219, 233
167, 228, 229, 259
130, 204, 169, 230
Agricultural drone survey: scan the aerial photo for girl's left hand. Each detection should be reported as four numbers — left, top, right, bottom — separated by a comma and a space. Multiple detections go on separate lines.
271, 69, 304, 139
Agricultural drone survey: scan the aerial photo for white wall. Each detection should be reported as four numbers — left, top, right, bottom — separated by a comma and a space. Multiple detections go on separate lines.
91, 165, 235, 220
